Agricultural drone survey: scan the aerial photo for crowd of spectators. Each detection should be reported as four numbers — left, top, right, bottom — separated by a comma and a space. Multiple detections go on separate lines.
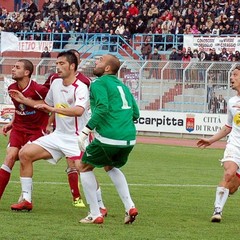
0, 0, 240, 59
169, 46, 240, 62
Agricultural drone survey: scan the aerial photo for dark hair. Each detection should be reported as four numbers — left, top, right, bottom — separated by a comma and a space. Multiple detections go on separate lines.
18, 59, 34, 77
68, 49, 80, 63
57, 51, 78, 71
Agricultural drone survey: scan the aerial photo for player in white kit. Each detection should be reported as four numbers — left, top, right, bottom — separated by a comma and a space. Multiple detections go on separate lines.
197, 65, 240, 223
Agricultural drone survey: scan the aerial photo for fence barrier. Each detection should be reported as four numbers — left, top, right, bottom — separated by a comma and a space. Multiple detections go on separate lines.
0, 58, 235, 115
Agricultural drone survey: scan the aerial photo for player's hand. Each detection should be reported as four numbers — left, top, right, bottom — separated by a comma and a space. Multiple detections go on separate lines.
1, 123, 12, 136
8, 90, 25, 103
45, 124, 53, 135
78, 127, 91, 152
197, 138, 211, 148
34, 104, 53, 113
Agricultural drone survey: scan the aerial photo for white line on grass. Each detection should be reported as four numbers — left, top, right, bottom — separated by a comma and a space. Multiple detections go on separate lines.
9, 181, 216, 188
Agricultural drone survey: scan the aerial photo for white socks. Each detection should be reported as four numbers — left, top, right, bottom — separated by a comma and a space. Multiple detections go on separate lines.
96, 187, 105, 209
107, 167, 134, 211
80, 171, 101, 217
20, 177, 33, 203
214, 186, 229, 212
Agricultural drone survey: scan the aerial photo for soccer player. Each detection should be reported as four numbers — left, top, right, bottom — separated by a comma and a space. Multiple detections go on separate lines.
43, 49, 107, 214
77, 54, 140, 224
9, 51, 91, 211
43, 49, 90, 208
197, 65, 240, 223
0, 59, 49, 202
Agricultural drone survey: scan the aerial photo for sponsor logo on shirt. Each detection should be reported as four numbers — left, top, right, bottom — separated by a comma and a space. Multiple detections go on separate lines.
15, 110, 36, 115
16, 104, 36, 115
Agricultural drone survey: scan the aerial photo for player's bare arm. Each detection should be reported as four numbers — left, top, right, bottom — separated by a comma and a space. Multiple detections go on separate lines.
197, 125, 231, 148
53, 105, 85, 117
8, 89, 44, 107
35, 104, 85, 117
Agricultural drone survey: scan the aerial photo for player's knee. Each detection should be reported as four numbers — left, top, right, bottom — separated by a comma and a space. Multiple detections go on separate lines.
4, 154, 18, 168
66, 167, 78, 174
224, 172, 236, 183
79, 163, 94, 173
229, 187, 238, 195
104, 166, 113, 172
19, 147, 32, 163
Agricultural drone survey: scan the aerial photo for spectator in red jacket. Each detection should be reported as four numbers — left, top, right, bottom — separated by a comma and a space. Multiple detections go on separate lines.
128, 3, 139, 18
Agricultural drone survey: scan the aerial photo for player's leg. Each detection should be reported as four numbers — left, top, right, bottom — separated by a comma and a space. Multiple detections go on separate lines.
228, 173, 240, 195
11, 143, 52, 211
96, 183, 108, 217
79, 162, 103, 224
105, 166, 138, 224
66, 158, 85, 207
1, 129, 35, 201
79, 141, 108, 224
0, 147, 19, 199
211, 160, 238, 222
104, 147, 138, 224
104, 146, 138, 224
66, 157, 108, 214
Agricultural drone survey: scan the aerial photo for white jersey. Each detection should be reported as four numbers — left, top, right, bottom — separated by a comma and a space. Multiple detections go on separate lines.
45, 78, 89, 136
226, 95, 240, 147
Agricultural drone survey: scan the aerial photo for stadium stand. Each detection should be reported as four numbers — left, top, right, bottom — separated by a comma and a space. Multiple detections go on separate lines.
1, 0, 240, 60
0, 0, 238, 113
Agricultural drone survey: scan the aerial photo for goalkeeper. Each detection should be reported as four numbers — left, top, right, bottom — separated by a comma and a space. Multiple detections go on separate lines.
78, 54, 140, 224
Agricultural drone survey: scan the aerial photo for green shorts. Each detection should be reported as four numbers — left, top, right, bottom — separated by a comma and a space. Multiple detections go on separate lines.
82, 139, 134, 168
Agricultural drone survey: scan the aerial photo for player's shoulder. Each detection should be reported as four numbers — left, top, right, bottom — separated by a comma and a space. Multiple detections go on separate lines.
8, 82, 17, 89
30, 79, 46, 88
49, 77, 62, 88
45, 73, 59, 83
75, 78, 89, 89
76, 72, 91, 87
229, 95, 239, 103
76, 72, 90, 81
29, 80, 50, 95
49, 73, 59, 81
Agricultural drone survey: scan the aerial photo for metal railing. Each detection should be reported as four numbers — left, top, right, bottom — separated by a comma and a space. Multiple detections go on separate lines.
0, 58, 235, 114
5, 32, 185, 58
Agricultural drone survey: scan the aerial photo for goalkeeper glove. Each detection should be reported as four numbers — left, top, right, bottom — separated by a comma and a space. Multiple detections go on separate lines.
78, 126, 91, 152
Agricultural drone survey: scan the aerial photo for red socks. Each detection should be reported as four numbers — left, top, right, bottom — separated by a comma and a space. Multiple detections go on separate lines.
67, 170, 81, 200
0, 168, 11, 199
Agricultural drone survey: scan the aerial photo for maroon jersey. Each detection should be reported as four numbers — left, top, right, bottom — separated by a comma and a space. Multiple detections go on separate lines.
43, 72, 91, 89
9, 80, 49, 134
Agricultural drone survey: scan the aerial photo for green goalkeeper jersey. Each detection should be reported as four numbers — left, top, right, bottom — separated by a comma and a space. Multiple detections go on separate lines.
87, 74, 140, 145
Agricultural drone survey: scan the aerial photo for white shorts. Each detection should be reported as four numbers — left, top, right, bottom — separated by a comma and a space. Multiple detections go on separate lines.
221, 143, 240, 174
32, 131, 83, 164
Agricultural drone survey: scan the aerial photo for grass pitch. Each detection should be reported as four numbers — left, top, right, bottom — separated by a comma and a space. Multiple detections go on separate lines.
0, 135, 239, 240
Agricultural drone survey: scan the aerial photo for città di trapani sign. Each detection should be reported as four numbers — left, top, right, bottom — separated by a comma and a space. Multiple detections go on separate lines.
134, 110, 227, 135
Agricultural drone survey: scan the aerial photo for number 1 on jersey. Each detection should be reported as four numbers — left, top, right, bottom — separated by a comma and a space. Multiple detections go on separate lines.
117, 86, 131, 109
